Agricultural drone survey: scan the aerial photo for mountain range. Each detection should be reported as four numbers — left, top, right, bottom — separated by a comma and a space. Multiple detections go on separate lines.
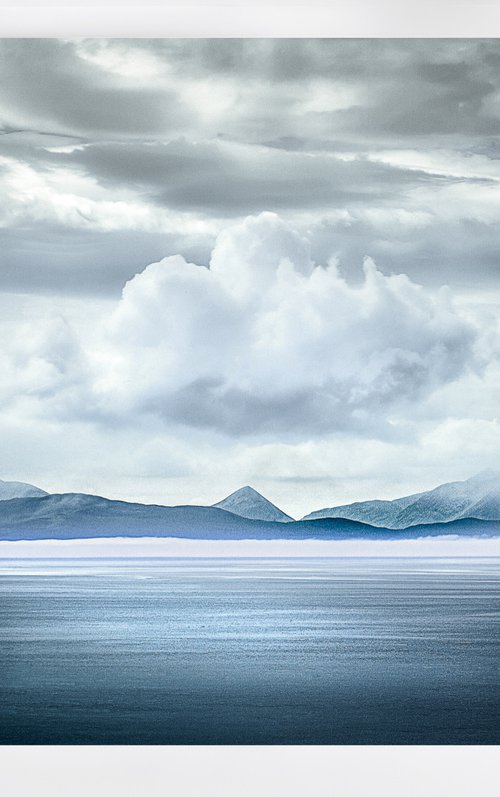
302, 472, 500, 528
0, 492, 498, 541
0, 474, 499, 541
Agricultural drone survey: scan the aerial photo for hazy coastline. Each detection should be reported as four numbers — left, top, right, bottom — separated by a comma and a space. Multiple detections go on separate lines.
2, 536, 500, 558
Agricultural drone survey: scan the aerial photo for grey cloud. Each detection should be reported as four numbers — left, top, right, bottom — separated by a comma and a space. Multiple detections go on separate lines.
0, 224, 213, 296
307, 216, 500, 288
62, 139, 464, 215
150, 372, 454, 439
156, 378, 356, 438
146, 39, 493, 85
0, 40, 192, 137
2, 38, 500, 301
2, 39, 500, 144
144, 39, 500, 140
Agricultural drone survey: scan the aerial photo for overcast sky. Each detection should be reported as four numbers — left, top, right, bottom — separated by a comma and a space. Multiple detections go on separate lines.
2, 38, 500, 516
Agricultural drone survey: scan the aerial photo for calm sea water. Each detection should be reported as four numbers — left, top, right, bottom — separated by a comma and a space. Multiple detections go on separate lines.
0, 556, 499, 744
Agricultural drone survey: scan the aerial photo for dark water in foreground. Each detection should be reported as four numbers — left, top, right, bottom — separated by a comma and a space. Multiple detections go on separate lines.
0, 557, 499, 745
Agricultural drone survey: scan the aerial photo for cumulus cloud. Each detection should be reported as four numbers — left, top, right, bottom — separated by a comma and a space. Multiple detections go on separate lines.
92, 213, 479, 436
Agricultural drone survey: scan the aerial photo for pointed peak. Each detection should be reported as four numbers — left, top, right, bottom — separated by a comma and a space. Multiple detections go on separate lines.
226, 485, 264, 499
213, 486, 293, 523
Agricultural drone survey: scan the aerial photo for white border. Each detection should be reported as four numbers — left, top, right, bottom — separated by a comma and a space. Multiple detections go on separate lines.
0, 7, 499, 794
0, 3, 499, 37
0, 746, 499, 796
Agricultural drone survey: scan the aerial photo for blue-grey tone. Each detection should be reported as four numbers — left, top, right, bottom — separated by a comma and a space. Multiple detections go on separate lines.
303, 471, 500, 528
213, 485, 293, 522
0, 557, 499, 745
0, 480, 48, 501
1, 490, 500, 540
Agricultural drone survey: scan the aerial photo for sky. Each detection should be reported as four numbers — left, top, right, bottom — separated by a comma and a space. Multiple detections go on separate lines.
1, 38, 500, 517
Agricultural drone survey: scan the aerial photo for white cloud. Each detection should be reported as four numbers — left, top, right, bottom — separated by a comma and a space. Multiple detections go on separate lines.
0, 314, 89, 416
368, 148, 500, 182
95, 212, 479, 436
0, 155, 217, 236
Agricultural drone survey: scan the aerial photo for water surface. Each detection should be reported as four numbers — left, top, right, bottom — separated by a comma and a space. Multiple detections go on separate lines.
0, 557, 498, 744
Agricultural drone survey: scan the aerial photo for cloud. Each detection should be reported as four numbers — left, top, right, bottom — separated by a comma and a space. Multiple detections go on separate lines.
0, 151, 218, 295
62, 138, 456, 216
0, 314, 91, 418
96, 213, 479, 436
4, 213, 478, 441
2, 39, 500, 146
0, 39, 191, 137
3, 40, 500, 299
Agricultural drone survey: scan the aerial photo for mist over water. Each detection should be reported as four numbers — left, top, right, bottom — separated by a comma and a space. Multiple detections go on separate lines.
1, 557, 499, 744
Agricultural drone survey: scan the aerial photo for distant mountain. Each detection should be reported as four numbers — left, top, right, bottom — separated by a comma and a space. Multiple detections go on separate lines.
302, 471, 500, 529
213, 486, 293, 522
0, 493, 372, 540
0, 479, 48, 501
0, 492, 498, 541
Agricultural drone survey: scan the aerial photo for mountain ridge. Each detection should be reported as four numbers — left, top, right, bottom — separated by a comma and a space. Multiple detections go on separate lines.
3, 473, 500, 537
0, 479, 48, 501
0, 491, 498, 541
302, 472, 500, 528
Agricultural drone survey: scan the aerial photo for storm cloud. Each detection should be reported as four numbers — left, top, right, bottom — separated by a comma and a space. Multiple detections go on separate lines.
2, 39, 500, 296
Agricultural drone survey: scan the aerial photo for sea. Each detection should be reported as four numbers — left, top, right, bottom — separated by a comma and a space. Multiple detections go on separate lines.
0, 556, 498, 744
